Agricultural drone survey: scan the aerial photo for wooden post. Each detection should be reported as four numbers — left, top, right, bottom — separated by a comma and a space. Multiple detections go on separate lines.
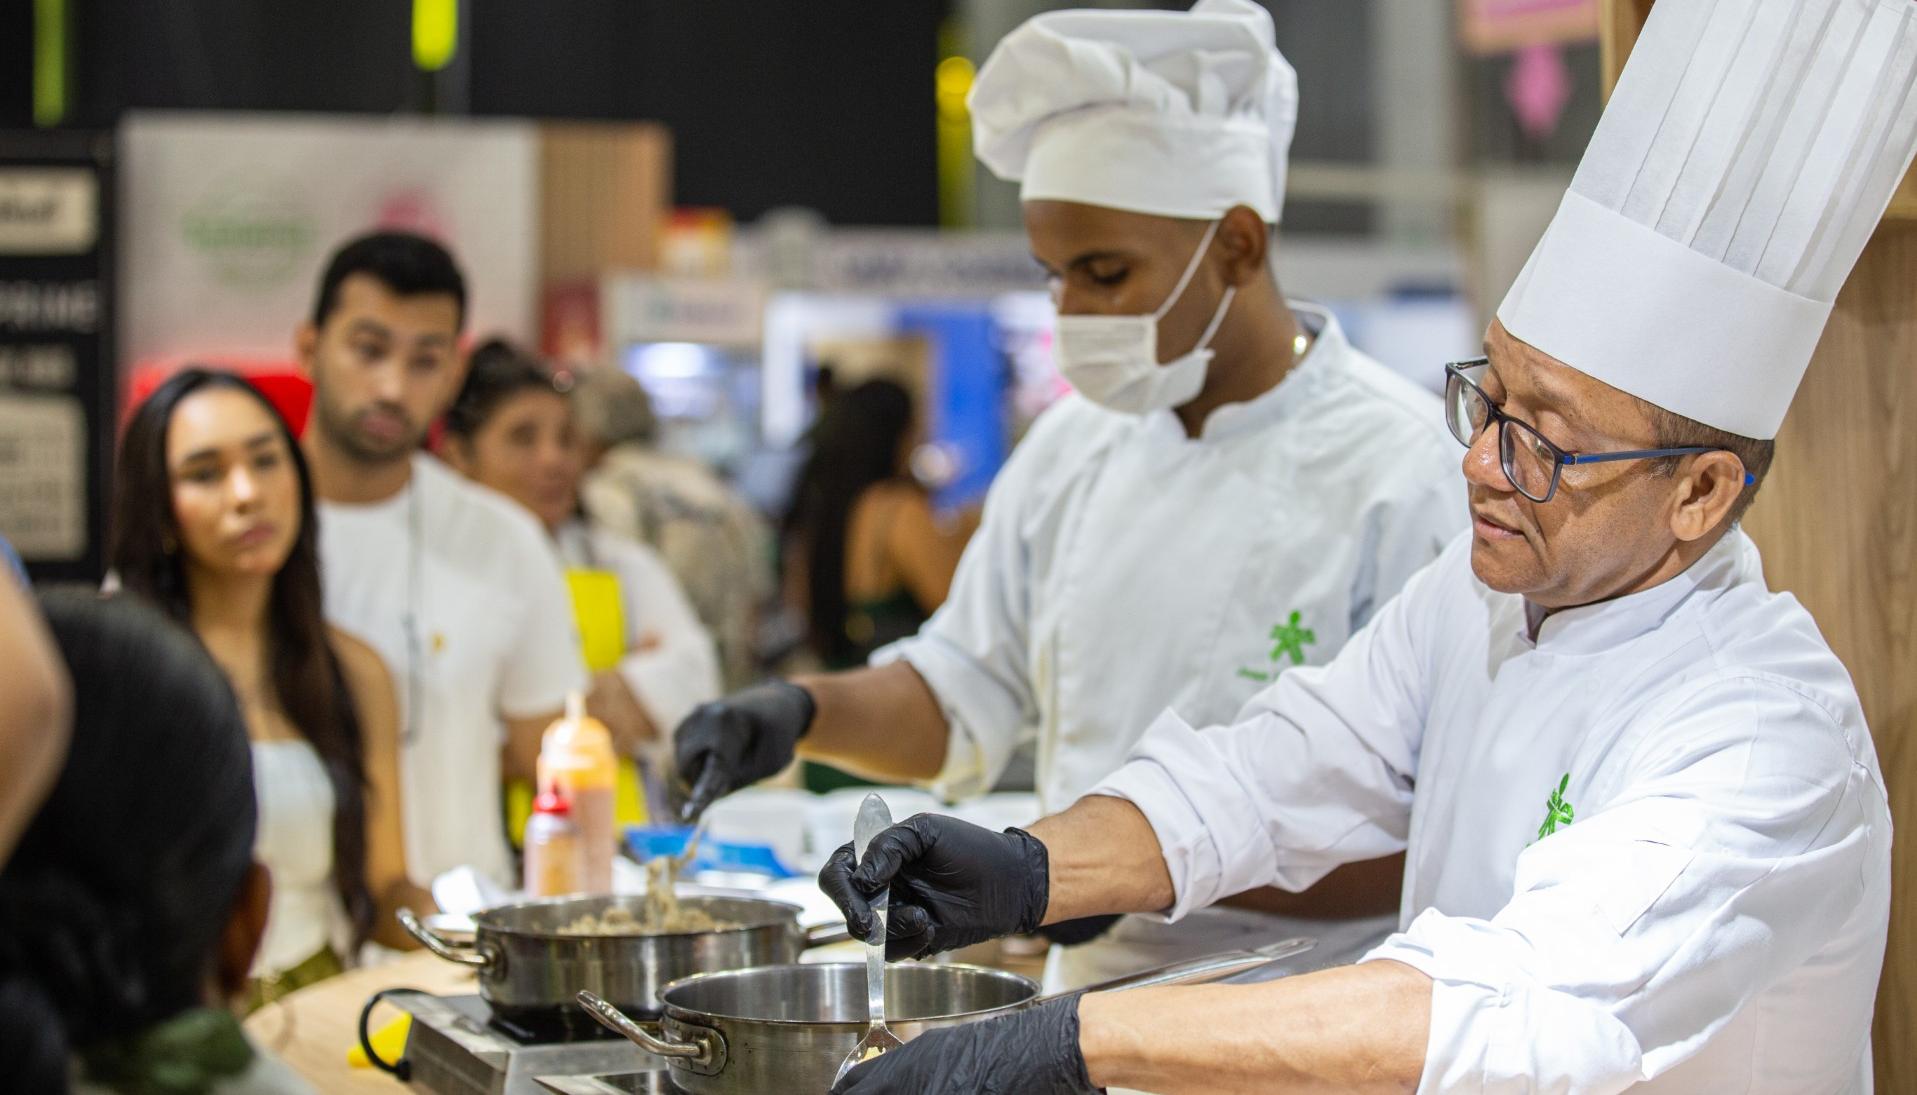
538, 122, 672, 284
1598, 3, 1917, 1088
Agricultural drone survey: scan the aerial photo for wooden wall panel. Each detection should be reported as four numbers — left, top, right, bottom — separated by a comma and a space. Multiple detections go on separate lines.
1601, 3, 1917, 1087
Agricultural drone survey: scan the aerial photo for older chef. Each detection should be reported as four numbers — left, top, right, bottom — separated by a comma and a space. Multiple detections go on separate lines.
674, 0, 1463, 988
822, 0, 1913, 1090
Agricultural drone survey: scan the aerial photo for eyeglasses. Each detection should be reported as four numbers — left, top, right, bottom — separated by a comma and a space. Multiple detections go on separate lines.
1443, 359, 1744, 504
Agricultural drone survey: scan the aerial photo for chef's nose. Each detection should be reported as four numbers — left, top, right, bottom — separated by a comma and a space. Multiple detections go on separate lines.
1462, 423, 1510, 494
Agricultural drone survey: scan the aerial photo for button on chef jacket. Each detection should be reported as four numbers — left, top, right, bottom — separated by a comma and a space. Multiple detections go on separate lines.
1095, 530, 1890, 1093
875, 304, 1464, 974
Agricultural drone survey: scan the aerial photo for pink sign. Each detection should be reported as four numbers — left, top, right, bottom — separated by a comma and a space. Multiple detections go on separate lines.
1458, 0, 1599, 55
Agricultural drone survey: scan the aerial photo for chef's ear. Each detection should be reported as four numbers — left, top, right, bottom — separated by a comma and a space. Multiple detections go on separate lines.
1667, 450, 1748, 542
1216, 205, 1270, 287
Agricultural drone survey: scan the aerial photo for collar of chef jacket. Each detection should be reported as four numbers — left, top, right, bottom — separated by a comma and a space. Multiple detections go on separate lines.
1137, 300, 1341, 447
1523, 527, 1753, 656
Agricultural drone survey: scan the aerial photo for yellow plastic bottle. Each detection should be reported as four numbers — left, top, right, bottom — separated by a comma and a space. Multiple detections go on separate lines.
537, 693, 618, 893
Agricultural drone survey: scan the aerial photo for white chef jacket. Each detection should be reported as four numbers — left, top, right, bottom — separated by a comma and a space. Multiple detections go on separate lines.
554, 518, 722, 732
318, 454, 587, 887
1094, 530, 1890, 1094
877, 304, 1465, 983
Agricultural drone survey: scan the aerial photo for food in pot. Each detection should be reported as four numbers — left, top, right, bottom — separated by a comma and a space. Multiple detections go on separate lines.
555, 854, 738, 935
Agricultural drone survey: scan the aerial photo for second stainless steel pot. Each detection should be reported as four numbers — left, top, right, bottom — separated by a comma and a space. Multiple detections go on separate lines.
401, 894, 848, 1022
583, 936, 1316, 1094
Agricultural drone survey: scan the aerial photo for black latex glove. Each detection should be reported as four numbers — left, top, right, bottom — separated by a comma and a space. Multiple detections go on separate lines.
1038, 913, 1122, 948
672, 680, 816, 821
829, 995, 1096, 1095
819, 814, 1048, 961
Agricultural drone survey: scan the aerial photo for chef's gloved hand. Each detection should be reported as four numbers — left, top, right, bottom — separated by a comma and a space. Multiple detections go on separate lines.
828, 995, 1095, 1095
672, 680, 816, 821
819, 814, 1048, 961
1038, 913, 1121, 948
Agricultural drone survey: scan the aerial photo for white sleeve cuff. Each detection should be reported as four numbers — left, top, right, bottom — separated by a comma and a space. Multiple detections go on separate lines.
873, 635, 1026, 801
1361, 912, 1646, 1093
1086, 709, 1264, 921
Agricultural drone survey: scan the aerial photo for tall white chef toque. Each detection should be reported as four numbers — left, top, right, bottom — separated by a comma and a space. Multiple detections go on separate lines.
1498, 0, 1917, 440
969, 0, 1297, 224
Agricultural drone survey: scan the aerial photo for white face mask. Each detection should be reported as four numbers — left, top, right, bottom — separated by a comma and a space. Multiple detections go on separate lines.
1052, 220, 1237, 416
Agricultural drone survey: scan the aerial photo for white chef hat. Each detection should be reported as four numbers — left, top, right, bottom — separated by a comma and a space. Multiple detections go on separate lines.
969, 0, 1298, 224
1497, 0, 1917, 439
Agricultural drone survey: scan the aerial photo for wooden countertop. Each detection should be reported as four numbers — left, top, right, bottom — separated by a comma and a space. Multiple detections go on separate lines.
243, 949, 477, 1093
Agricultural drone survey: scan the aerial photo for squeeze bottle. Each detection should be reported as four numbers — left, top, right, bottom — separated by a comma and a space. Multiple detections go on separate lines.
537, 693, 618, 892
522, 789, 585, 897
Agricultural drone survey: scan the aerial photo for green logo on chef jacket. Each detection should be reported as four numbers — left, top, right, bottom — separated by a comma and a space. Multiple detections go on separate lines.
1535, 773, 1576, 841
1236, 611, 1317, 683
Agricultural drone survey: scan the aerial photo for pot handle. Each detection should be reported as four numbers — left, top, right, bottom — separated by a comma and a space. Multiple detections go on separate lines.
398, 908, 493, 970
803, 920, 853, 948
576, 991, 722, 1069
1036, 935, 1317, 1005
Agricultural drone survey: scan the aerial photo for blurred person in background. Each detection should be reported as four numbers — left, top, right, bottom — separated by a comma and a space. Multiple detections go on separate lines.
110, 368, 428, 1007
442, 339, 721, 762
573, 365, 775, 691
674, 0, 1465, 992
297, 232, 584, 890
784, 378, 975, 670
0, 553, 69, 869
0, 590, 312, 1094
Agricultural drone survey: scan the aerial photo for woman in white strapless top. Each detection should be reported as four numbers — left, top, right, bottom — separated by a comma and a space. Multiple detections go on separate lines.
108, 370, 435, 1006
250, 741, 348, 980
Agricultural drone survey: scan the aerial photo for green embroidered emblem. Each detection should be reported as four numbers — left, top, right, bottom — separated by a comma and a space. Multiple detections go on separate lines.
1237, 611, 1317, 683
1535, 773, 1576, 841
1268, 611, 1317, 666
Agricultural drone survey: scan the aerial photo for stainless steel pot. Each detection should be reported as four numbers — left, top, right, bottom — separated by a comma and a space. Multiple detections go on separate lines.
400, 895, 849, 1022
581, 936, 1315, 1094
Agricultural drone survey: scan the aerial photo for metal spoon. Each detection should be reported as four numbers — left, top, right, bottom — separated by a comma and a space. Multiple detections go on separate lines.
674, 810, 714, 872
834, 793, 905, 1084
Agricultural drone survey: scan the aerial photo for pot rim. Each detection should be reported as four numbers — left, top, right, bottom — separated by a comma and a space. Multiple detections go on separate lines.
472, 893, 805, 942
657, 960, 1040, 1028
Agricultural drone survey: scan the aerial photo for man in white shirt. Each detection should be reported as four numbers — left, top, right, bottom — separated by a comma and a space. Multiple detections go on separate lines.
821, 1, 1911, 1091
298, 232, 585, 887
675, 0, 1463, 986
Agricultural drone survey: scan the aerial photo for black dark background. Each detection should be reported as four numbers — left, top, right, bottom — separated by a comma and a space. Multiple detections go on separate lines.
0, 0, 948, 226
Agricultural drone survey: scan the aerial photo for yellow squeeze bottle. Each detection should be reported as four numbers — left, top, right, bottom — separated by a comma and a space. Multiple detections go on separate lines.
537, 693, 619, 893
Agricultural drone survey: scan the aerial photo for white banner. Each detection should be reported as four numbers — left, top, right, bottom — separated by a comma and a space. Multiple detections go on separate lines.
119, 112, 539, 383
601, 275, 766, 347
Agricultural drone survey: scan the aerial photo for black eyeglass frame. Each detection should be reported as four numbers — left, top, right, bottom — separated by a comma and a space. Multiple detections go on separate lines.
1443, 358, 1751, 504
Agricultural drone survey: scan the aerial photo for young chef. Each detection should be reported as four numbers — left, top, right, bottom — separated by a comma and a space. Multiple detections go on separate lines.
822, 0, 1912, 1089
299, 233, 586, 889
675, 0, 1464, 988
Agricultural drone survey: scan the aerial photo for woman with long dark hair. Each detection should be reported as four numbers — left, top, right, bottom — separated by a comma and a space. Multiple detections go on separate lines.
785, 378, 975, 669
109, 368, 428, 1006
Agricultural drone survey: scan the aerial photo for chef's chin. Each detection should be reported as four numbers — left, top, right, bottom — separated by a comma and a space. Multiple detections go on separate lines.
1468, 535, 1546, 596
